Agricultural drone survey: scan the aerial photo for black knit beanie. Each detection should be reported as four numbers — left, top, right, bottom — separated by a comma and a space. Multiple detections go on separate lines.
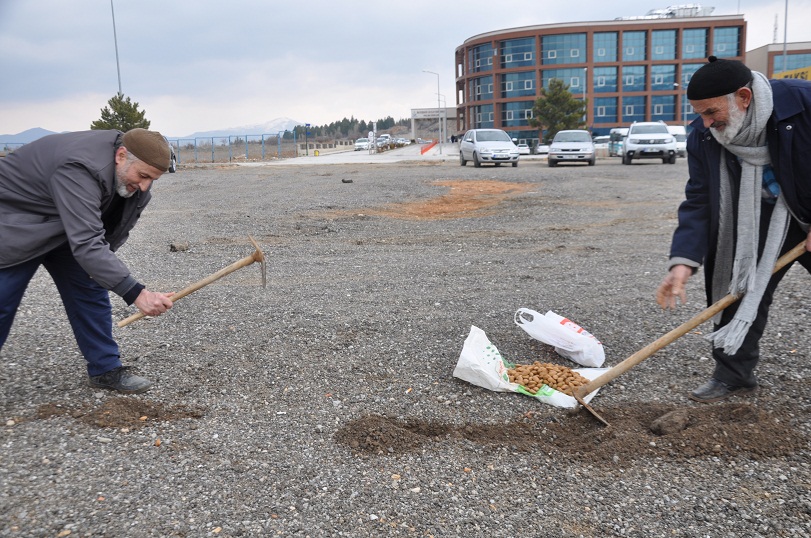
687, 56, 753, 100
122, 128, 170, 172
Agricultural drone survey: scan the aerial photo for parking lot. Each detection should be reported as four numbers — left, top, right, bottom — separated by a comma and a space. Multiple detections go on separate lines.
2, 157, 809, 537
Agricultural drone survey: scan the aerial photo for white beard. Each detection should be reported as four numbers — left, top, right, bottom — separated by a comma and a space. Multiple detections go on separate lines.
115, 162, 135, 198
710, 100, 746, 145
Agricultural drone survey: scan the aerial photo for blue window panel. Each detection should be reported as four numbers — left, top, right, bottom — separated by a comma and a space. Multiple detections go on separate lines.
501, 101, 535, 127
594, 97, 618, 124
542, 33, 587, 65
712, 27, 741, 58
622, 96, 646, 123
593, 66, 618, 93
474, 104, 494, 128
594, 32, 618, 63
470, 44, 494, 73
543, 68, 587, 92
471, 75, 494, 101
622, 31, 647, 61
651, 95, 676, 122
682, 29, 707, 60
774, 52, 811, 73
500, 38, 536, 69
621, 65, 646, 92
651, 64, 676, 91
501, 72, 536, 98
652, 30, 677, 60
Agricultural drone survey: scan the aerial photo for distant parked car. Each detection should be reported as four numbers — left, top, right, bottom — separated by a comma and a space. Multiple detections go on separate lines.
547, 130, 595, 167
354, 137, 370, 151
516, 143, 530, 155
459, 128, 520, 167
622, 121, 677, 164
535, 143, 550, 155
167, 143, 177, 173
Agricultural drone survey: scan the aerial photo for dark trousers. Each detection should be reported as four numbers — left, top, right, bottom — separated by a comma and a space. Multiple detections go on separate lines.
712, 213, 811, 387
0, 243, 121, 376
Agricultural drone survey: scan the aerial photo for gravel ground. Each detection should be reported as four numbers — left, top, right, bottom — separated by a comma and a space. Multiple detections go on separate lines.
1, 156, 809, 537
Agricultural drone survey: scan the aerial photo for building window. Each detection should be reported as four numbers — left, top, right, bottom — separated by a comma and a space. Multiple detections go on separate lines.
543, 33, 587, 65
652, 29, 677, 60
593, 66, 617, 93
774, 52, 811, 73
500, 37, 535, 69
470, 43, 494, 73
594, 97, 617, 123
593, 32, 618, 63
652, 95, 676, 121
682, 28, 707, 60
501, 72, 535, 98
651, 64, 676, 91
622, 96, 646, 122
543, 68, 587, 91
622, 65, 646, 92
622, 31, 646, 61
712, 27, 741, 58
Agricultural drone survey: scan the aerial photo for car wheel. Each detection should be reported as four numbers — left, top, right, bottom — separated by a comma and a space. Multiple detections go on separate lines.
459, 152, 466, 166
548, 160, 557, 167
622, 154, 631, 165
512, 161, 518, 167
473, 152, 482, 168
668, 154, 677, 164
588, 158, 595, 166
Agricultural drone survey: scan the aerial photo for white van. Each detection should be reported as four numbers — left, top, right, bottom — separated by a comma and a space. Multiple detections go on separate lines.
667, 125, 687, 158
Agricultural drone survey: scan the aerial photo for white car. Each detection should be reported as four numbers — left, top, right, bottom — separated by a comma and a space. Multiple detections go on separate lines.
354, 138, 369, 151
547, 130, 595, 167
622, 121, 677, 164
516, 143, 530, 155
459, 129, 520, 167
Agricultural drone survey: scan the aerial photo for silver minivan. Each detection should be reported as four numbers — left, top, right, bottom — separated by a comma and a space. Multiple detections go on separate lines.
547, 130, 596, 167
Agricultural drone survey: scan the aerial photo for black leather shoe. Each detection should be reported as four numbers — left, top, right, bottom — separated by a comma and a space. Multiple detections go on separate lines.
88, 366, 152, 394
689, 378, 757, 403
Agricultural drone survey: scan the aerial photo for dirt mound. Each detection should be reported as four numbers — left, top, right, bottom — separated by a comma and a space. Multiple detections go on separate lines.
36, 398, 205, 429
335, 403, 806, 463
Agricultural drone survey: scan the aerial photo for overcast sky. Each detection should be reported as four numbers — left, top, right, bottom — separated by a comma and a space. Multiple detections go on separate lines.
1, 0, 809, 138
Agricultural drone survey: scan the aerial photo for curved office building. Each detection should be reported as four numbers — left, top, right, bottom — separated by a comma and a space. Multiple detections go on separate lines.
454, 7, 745, 144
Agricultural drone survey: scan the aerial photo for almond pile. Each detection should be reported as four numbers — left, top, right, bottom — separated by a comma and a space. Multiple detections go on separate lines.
507, 361, 589, 396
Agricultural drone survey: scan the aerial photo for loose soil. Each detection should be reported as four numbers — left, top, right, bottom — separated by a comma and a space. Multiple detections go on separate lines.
335, 403, 806, 463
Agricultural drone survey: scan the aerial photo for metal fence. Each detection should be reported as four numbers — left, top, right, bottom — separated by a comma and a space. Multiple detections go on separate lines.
2, 133, 358, 165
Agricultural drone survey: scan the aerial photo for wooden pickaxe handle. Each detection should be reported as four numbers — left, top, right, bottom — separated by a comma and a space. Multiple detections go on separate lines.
117, 236, 266, 328
573, 240, 808, 401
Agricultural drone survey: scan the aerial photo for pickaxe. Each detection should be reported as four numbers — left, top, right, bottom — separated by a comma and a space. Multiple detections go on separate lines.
117, 235, 266, 328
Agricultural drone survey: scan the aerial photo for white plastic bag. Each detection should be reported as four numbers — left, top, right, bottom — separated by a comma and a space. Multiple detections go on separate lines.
514, 308, 605, 367
453, 325, 607, 408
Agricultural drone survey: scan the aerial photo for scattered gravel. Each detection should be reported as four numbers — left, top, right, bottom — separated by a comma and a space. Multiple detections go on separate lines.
1, 156, 809, 537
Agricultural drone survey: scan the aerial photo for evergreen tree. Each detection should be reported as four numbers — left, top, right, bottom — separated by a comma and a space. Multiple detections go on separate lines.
90, 93, 151, 131
529, 78, 587, 142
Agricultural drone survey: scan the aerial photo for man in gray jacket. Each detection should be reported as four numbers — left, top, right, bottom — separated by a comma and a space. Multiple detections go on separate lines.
0, 128, 175, 393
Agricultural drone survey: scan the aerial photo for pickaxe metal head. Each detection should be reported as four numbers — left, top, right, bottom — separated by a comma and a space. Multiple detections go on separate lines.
248, 235, 267, 288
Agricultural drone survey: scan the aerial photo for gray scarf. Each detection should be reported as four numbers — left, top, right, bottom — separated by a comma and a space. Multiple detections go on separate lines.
707, 71, 790, 355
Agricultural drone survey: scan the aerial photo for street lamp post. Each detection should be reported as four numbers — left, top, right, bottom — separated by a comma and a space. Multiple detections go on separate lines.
423, 70, 442, 154
110, 0, 122, 94
675, 82, 688, 127
582, 67, 588, 127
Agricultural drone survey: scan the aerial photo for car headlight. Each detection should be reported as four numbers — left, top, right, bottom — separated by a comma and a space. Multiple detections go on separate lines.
665, 137, 674, 143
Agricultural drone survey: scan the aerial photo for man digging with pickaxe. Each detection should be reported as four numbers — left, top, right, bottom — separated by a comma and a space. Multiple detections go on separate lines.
0, 129, 175, 394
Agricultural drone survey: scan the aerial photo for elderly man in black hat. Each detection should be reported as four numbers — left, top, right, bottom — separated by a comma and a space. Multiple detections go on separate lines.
0, 128, 175, 393
656, 56, 811, 403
